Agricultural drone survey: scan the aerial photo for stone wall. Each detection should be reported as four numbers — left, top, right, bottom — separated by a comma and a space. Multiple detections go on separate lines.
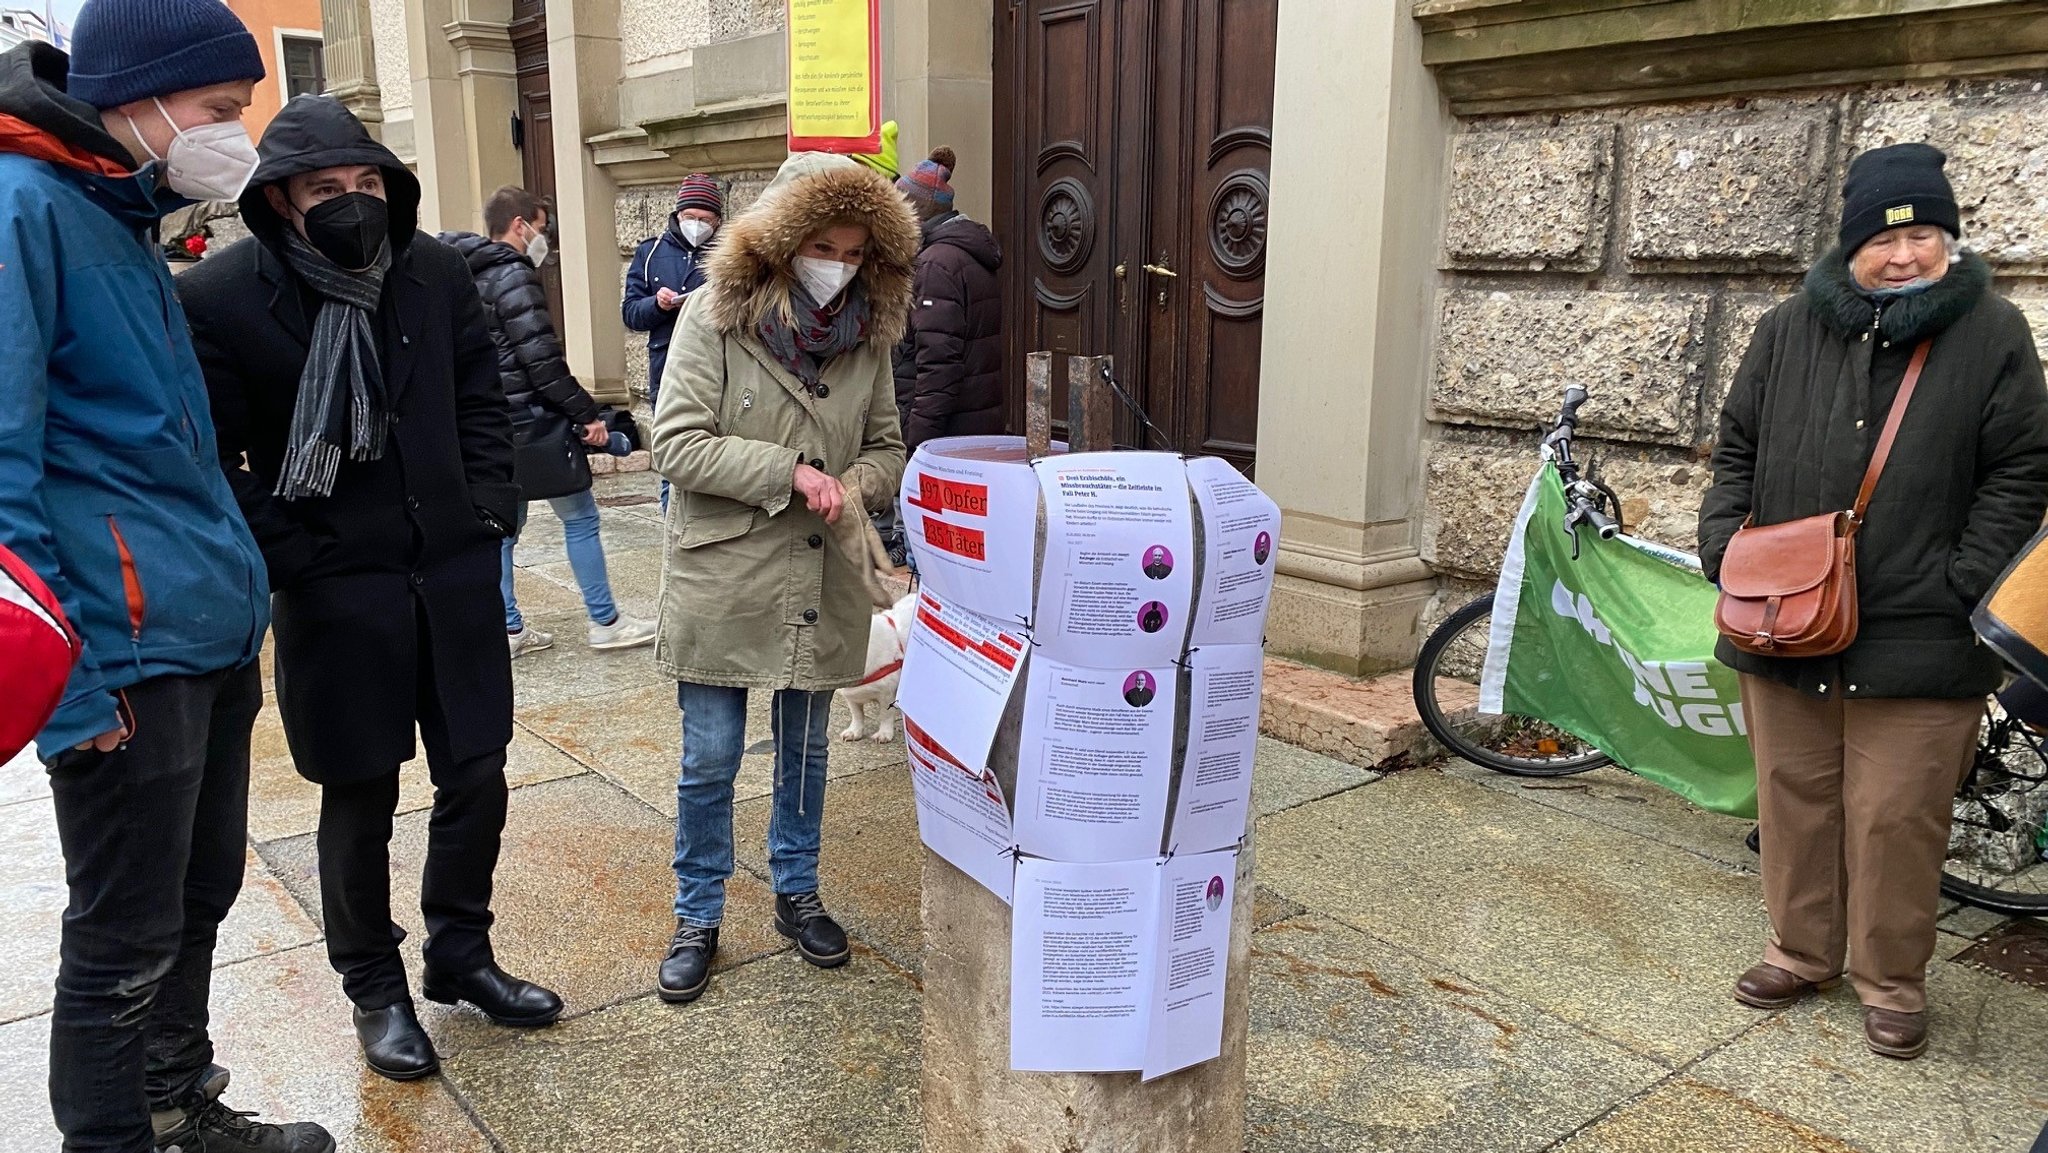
1421, 74, 2048, 584
613, 167, 780, 399
368, 0, 408, 113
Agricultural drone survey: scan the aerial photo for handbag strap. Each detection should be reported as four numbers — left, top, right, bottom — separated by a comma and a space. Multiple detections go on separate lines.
1851, 338, 1933, 527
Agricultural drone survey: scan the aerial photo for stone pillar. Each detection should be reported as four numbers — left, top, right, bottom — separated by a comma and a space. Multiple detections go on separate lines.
1255, 0, 1449, 677
544, 0, 629, 403
888, 0, 994, 225
405, 0, 473, 233
446, 1, 522, 221
920, 839, 1254, 1153
320, 0, 384, 138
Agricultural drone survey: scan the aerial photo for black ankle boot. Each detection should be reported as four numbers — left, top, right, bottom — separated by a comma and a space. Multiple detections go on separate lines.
775, 891, 850, 968
658, 921, 719, 1004
422, 963, 563, 1027
352, 1001, 439, 1082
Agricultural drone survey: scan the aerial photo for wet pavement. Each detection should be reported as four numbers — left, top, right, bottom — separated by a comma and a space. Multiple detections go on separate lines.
3, 472, 2044, 1152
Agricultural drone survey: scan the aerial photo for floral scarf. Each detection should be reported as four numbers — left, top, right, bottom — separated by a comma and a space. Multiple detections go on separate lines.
757, 282, 871, 388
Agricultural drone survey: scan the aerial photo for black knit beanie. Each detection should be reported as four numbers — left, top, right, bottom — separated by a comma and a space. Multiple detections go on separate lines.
68, 0, 265, 109
1838, 143, 1960, 255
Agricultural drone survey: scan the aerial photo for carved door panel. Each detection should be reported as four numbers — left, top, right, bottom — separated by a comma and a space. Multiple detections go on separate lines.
994, 0, 1136, 439
509, 0, 563, 326
997, 0, 1275, 472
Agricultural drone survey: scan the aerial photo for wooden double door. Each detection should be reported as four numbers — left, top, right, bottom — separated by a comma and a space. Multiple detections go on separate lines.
509, 0, 564, 325
995, 0, 1277, 474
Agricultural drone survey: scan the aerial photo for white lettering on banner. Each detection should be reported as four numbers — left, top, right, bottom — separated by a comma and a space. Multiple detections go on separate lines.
1548, 581, 1747, 739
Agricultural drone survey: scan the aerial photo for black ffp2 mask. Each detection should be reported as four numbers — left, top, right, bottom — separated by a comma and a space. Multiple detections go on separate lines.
299, 192, 389, 269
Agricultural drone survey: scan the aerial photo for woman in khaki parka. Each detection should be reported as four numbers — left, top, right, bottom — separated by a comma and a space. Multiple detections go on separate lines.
647, 152, 916, 1004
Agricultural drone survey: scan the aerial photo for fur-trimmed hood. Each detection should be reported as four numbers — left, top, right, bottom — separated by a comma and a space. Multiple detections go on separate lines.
1803, 243, 1992, 343
703, 152, 920, 348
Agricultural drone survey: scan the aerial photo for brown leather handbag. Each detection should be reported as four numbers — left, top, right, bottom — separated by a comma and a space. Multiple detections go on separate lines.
1714, 340, 1931, 657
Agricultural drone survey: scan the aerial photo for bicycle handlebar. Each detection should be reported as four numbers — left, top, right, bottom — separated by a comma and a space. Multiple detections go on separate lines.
1557, 386, 1590, 429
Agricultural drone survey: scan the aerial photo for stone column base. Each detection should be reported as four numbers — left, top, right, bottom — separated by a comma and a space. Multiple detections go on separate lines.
1266, 571, 1437, 679
919, 841, 1254, 1153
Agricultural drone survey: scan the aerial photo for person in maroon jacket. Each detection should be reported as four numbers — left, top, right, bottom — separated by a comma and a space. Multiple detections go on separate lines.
890, 148, 1004, 451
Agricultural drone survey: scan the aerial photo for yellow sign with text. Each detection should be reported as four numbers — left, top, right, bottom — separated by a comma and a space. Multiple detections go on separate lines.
787, 0, 879, 148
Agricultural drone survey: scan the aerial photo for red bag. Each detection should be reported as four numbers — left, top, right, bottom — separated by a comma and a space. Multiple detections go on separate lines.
1, 543, 81, 760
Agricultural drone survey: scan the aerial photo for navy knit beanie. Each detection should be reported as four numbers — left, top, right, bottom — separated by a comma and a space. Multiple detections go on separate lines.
1839, 143, 1960, 255
68, 0, 265, 110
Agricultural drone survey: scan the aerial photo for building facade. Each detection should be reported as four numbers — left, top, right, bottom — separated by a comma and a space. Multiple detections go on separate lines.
332, 0, 2048, 677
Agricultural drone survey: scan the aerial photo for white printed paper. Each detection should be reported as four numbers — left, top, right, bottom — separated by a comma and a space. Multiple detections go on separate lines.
1141, 849, 1237, 1081
902, 438, 1042, 625
1166, 646, 1262, 856
1014, 657, 1176, 862
1010, 856, 1157, 1072
1186, 455, 1281, 647
1033, 452, 1196, 667
896, 591, 1028, 771
905, 717, 1016, 903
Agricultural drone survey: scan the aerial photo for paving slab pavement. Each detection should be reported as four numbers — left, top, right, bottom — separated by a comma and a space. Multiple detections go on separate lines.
3, 477, 2042, 1153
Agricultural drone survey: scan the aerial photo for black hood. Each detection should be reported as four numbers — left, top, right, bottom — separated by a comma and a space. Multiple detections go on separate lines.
436, 229, 527, 276
239, 95, 420, 252
0, 42, 134, 170
926, 214, 1002, 272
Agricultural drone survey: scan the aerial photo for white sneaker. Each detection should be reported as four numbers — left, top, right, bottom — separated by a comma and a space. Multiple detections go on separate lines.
508, 626, 555, 659
588, 614, 657, 651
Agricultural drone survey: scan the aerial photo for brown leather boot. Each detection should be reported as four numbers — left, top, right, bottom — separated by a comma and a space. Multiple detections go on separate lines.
1864, 1007, 1928, 1059
1733, 962, 1840, 1009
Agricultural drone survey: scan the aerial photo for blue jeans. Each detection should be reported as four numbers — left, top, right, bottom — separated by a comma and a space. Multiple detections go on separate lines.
672, 682, 835, 925
500, 488, 617, 631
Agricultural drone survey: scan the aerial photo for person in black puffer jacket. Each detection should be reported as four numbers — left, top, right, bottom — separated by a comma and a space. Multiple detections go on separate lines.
1700, 143, 2048, 1062
440, 186, 656, 657
891, 148, 1005, 451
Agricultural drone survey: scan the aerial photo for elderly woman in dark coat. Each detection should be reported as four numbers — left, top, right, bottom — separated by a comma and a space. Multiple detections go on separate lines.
1700, 143, 2048, 1060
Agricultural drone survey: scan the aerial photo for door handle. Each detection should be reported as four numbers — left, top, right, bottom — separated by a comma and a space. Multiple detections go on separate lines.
1143, 263, 1178, 279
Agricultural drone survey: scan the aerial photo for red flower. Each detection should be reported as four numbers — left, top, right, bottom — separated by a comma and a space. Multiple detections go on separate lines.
183, 234, 207, 257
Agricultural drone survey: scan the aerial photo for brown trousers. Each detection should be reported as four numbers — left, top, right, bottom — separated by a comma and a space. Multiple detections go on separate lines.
1739, 675, 1979, 1013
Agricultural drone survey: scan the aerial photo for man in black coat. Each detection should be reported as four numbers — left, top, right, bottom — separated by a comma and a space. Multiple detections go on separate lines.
177, 96, 562, 1085
440, 186, 656, 658
1700, 143, 2048, 1060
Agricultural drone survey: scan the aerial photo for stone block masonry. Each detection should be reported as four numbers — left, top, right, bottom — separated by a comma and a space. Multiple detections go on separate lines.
1442, 125, 1613, 272
1427, 75, 2048, 583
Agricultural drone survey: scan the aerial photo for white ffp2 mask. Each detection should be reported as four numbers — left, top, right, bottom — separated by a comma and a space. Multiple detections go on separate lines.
128, 98, 259, 202
523, 223, 551, 267
679, 218, 714, 247
794, 256, 858, 306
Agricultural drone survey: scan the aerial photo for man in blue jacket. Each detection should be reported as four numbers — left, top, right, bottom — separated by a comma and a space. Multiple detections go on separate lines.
0, 2, 329, 1150
623, 173, 720, 508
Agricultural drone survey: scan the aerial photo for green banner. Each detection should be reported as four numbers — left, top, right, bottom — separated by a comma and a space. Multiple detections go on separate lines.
1480, 465, 1758, 818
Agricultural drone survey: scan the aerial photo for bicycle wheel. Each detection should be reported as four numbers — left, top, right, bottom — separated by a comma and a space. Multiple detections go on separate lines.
1411, 593, 1612, 777
1941, 702, 2048, 915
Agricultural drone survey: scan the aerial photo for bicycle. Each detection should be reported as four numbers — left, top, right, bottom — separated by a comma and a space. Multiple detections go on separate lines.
1411, 389, 2048, 916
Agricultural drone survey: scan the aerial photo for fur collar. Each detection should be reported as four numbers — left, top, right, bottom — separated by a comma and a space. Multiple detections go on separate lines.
1803, 244, 1991, 343
702, 160, 920, 348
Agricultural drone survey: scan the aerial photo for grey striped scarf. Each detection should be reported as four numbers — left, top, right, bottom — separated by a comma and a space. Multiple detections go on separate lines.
274, 229, 392, 501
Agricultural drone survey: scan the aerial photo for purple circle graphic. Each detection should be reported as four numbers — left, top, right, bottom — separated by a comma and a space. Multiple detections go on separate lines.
1137, 601, 1169, 634
1205, 876, 1225, 910
1122, 671, 1157, 707
1142, 545, 1174, 579
1253, 532, 1272, 565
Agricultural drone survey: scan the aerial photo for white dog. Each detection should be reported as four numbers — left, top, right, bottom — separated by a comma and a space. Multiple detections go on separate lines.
840, 593, 917, 742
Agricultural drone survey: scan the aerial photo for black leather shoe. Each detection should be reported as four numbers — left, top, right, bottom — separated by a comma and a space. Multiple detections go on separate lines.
421, 963, 563, 1027
658, 921, 719, 1004
352, 1001, 439, 1082
775, 891, 850, 968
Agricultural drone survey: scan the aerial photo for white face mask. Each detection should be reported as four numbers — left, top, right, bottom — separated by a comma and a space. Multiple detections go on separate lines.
127, 97, 259, 202
794, 255, 859, 305
679, 217, 715, 247
522, 221, 551, 267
